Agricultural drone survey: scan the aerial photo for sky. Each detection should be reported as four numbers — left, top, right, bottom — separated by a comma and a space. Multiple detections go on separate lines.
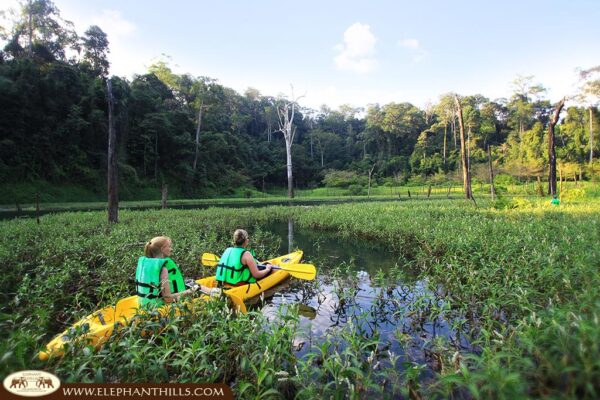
2, 0, 600, 110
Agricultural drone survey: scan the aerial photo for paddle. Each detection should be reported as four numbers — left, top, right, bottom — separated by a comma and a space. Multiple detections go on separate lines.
201, 252, 316, 281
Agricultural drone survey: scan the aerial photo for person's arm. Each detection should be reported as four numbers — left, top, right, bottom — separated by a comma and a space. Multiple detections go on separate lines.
160, 267, 196, 303
242, 251, 272, 279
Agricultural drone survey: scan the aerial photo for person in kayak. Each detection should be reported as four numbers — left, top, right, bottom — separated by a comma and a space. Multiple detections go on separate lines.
136, 236, 217, 306
216, 229, 273, 287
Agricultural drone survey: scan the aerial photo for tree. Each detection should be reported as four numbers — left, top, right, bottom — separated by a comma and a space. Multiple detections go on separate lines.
312, 130, 342, 168
434, 94, 457, 164
82, 25, 109, 78
509, 75, 547, 138
578, 66, 600, 165
548, 98, 565, 196
5, 0, 78, 61
276, 87, 304, 198
454, 94, 472, 199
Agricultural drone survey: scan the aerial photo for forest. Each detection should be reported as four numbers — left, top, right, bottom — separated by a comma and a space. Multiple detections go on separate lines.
0, 1, 599, 204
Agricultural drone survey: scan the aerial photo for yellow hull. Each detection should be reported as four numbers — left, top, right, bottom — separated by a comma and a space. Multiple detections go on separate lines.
38, 251, 302, 361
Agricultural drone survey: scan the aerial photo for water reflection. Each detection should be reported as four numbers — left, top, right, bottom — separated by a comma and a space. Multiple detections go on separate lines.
257, 219, 474, 369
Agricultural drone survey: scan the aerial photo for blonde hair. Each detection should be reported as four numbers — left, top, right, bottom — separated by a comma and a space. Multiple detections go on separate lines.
144, 236, 171, 258
233, 229, 249, 246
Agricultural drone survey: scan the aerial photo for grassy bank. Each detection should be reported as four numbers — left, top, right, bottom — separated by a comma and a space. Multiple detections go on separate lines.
3, 180, 598, 212
0, 198, 598, 398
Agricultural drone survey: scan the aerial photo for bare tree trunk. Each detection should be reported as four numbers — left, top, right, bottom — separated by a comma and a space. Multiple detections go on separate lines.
487, 145, 496, 200
161, 183, 168, 209
590, 107, 594, 166
467, 124, 471, 173
193, 99, 204, 172
452, 117, 457, 149
559, 165, 563, 199
368, 164, 376, 197
286, 141, 294, 198
454, 95, 472, 199
548, 98, 565, 196
107, 79, 119, 223
277, 89, 304, 199
443, 124, 447, 168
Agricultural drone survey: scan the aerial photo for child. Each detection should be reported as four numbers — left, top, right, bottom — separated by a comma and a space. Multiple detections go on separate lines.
136, 236, 218, 306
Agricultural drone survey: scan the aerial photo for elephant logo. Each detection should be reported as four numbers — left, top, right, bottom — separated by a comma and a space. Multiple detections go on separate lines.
3, 370, 60, 397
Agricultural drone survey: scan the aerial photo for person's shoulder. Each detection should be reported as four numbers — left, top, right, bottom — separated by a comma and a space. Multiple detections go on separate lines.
163, 258, 179, 267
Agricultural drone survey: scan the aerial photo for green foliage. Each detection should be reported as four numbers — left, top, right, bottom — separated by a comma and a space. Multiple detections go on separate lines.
347, 184, 365, 196
561, 188, 586, 201
495, 174, 517, 185
322, 170, 367, 188
0, 198, 599, 398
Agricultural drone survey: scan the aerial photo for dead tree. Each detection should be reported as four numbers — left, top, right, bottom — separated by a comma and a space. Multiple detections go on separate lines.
276, 88, 304, 198
487, 145, 496, 200
548, 98, 566, 196
107, 79, 119, 223
454, 95, 472, 199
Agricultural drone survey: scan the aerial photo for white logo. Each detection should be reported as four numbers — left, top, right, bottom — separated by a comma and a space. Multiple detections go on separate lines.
3, 370, 60, 397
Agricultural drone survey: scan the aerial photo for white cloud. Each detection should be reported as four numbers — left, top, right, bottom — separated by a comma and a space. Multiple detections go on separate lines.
397, 37, 427, 63
334, 22, 378, 74
92, 10, 136, 38
87, 10, 144, 78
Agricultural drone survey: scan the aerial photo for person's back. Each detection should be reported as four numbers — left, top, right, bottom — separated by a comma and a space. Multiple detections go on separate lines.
135, 236, 209, 306
216, 229, 272, 286
216, 246, 257, 285
136, 255, 185, 306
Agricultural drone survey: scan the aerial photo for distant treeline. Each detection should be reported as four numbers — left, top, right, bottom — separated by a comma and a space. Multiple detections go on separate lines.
0, 1, 598, 203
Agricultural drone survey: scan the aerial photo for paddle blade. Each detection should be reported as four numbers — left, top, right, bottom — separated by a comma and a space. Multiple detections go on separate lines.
276, 263, 317, 281
201, 252, 219, 267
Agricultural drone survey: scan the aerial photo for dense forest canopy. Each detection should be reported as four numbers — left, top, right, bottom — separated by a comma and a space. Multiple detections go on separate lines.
0, 0, 598, 202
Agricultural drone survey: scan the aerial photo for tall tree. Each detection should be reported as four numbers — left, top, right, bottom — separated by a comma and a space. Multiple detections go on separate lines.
509, 75, 546, 138
435, 94, 457, 163
579, 66, 600, 165
548, 98, 565, 196
6, 0, 78, 61
454, 94, 472, 199
276, 87, 304, 198
82, 25, 109, 78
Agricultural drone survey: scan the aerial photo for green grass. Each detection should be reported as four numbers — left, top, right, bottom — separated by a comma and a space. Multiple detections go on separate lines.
0, 196, 598, 398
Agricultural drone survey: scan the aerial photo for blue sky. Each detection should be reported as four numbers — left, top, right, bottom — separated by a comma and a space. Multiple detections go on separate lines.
3, 0, 600, 109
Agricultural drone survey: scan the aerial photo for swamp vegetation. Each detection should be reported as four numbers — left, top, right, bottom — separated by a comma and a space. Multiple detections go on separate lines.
0, 197, 599, 399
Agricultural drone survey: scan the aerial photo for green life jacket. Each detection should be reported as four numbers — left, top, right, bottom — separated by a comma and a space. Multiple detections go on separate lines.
135, 257, 186, 307
216, 247, 257, 285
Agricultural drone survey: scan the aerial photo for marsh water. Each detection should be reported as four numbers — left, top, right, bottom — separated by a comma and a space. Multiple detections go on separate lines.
255, 220, 472, 370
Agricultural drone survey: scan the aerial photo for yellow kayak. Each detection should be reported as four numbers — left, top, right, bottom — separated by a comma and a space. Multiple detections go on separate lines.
38, 250, 303, 361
